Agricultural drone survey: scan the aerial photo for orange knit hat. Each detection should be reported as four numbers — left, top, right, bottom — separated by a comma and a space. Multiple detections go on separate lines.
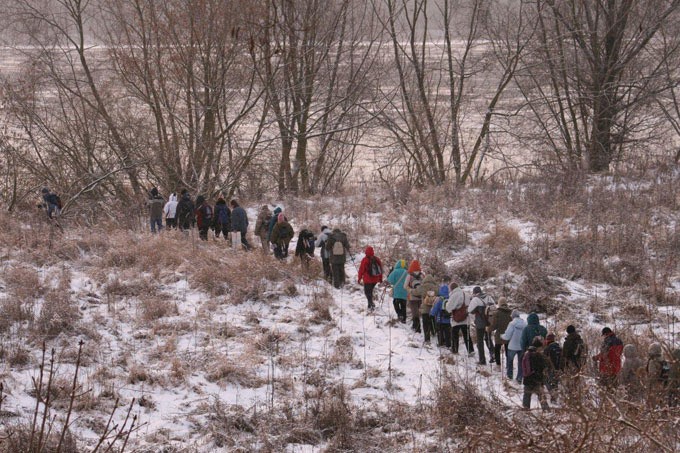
408, 260, 421, 273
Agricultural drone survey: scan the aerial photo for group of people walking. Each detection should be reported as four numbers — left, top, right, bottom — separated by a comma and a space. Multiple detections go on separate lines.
353, 251, 680, 411
146, 188, 680, 411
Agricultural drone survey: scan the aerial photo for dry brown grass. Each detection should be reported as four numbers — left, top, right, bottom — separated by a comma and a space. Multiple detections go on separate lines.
139, 296, 178, 322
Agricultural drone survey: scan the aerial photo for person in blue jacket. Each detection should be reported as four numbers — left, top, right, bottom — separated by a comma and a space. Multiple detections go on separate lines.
386, 259, 408, 323
431, 284, 452, 348
520, 313, 548, 352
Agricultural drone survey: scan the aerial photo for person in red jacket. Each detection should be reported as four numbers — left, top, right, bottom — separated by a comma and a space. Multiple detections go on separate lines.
358, 246, 383, 312
592, 327, 624, 387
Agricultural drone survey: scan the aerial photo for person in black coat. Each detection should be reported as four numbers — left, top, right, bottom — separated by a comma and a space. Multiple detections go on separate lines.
230, 199, 251, 250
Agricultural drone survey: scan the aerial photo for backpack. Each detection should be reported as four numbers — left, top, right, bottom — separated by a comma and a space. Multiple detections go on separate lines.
451, 301, 468, 323
202, 205, 213, 222
280, 223, 293, 240
572, 337, 588, 368
368, 257, 382, 277
522, 350, 534, 378
438, 298, 451, 320
332, 240, 345, 256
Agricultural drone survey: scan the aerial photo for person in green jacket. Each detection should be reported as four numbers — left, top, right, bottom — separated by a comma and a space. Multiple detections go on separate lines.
386, 259, 408, 323
520, 313, 548, 351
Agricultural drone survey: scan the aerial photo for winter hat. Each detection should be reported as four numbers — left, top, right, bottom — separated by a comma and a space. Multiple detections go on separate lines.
150, 187, 159, 196
407, 260, 421, 273
649, 343, 662, 357
566, 325, 576, 334
623, 344, 638, 358
277, 213, 285, 223
438, 284, 450, 299
195, 195, 205, 205
364, 246, 374, 257
274, 207, 282, 215
511, 309, 520, 319
498, 297, 508, 307
41, 187, 49, 194
532, 338, 543, 348
216, 198, 226, 205
601, 327, 613, 336
546, 333, 556, 343
473, 286, 482, 295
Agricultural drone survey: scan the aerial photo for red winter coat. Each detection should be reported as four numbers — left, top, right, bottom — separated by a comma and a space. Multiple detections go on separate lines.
594, 333, 624, 376
358, 246, 383, 285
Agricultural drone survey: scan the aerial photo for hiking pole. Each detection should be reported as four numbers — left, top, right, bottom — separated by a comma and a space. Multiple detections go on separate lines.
378, 284, 388, 309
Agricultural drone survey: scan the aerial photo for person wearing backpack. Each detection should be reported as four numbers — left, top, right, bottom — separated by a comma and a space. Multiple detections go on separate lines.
194, 195, 213, 241
446, 283, 474, 356
267, 207, 283, 242
147, 187, 165, 233
419, 275, 439, 343
501, 310, 527, 383
163, 193, 179, 229
488, 297, 512, 368
403, 260, 424, 333
41, 187, 63, 219
295, 229, 317, 270
254, 205, 272, 251
357, 246, 383, 312
620, 344, 645, 400
230, 199, 251, 250
326, 228, 350, 289
520, 313, 548, 352
592, 327, 624, 387
543, 333, 562, 403
176, 190, 195, 231
213, 198, 231, 240
562, 325, 587, 373
315, 226, 333, 281
522, 338, 550, 410
646, 343, 669, 407
386, 260, 408, 323
270, 213, 295, 259
430, 284, 451, 348
468, 286, 495, 366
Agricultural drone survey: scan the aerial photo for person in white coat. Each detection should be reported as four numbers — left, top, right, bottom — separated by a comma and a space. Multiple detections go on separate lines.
163, 193, 178, 229
445, 283, 474, 355
501, 309, 527, 383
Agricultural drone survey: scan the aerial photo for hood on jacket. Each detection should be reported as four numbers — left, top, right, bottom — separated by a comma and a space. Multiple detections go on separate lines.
216, 198, 226, 206
438, 284, 450, 298
274, 207, 282, 215
649, 343, 662, 357
511, 309, 520, 318
169, 193, 177, 202
150, 187, 159, 197
195, 195, 205, 206
408, 260, 421, 273
182, 192, 191, 200
527, 313, 540, 325
623, 344, 638, 359
394, 259, 406, 270
365, 246, 374, 257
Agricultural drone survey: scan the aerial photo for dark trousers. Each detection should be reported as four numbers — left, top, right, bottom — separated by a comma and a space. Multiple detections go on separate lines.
238, 229, 251, 250
393, 298, 407, 322
166, 218, 177, 229
274, 242, 289, 259
451, 324, 474, 354
437, 323, 451, 347
331, 262, 346, 288
408, 300, 421, 332
198, 226, 209, 241
475, 327, 487, 364
494, 342, 507, 366
214, 224, 230, 239
364, 283, 376, 309
422, 313, 435, 342
322, 257, 331, 280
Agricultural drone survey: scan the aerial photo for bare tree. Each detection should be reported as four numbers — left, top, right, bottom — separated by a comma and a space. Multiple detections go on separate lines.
103, 0, 268, 196
380, 0, 531, 186
517, 0, 680, 172
250, 0, 382, 195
